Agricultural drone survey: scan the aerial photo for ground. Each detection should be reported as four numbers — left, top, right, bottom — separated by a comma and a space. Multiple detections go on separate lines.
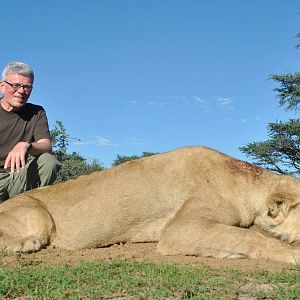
0, 242, 293, 272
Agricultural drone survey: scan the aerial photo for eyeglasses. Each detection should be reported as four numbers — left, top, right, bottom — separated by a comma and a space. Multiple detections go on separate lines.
4, 80, 33, 92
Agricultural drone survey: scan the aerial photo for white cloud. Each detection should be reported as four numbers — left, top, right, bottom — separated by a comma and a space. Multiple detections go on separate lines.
147, 101, 166, 106
169, 96, 191, 106
129, 95, 236, 113
73, 136, 119, 147
130, 100, 139, 105
97, 137, 115, 146
170, 96, 188, 101
193, 96, 210, 111
193, 96, 206, 104
216, 97, 234, 110
73, 140, 94, 145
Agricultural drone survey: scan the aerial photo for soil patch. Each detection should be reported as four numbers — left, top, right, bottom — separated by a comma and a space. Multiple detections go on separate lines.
1, 242, 293, 272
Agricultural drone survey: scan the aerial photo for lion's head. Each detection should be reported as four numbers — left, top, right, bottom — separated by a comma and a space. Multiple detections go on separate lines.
255, 186, 300, 244
273, 203, 300, 244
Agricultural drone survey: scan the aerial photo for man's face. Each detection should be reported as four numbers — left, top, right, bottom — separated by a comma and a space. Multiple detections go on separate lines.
0, 73, 33, 111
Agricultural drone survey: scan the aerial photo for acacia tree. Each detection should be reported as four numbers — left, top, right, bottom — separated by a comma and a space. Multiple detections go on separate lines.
240, 120, 300, 175
240, 35, 300, 176
270, 72, 300, 112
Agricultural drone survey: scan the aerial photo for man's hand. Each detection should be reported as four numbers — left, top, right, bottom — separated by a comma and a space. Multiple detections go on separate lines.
4, 142, 31, 173
4, 139, 52, 173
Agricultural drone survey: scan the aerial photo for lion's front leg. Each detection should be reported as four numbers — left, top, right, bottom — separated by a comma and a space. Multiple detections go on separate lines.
1, 234, 46, 253
157, 214, 300, 264
0, 202, 55, 253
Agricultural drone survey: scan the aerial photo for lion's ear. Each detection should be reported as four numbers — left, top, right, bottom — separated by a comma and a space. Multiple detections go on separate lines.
267, 193, 300, 222
267, 197, 288, 219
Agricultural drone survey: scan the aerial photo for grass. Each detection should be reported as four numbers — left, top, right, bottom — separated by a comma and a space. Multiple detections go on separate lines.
0, 258, 299, 299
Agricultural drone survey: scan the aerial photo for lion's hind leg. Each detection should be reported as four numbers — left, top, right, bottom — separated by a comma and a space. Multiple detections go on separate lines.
0, 201, 55, 253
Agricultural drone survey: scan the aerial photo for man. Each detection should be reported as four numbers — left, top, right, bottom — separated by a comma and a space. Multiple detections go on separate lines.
0, 62, 61, 202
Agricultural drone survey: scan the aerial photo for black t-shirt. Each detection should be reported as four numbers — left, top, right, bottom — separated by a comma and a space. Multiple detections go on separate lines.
0, 101, 50, 167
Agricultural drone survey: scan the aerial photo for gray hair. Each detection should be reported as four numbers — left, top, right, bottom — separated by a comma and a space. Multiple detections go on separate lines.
2, 62, 34, 82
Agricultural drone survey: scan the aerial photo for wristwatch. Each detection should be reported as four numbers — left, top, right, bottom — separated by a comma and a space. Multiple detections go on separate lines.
27, 141, 33, 153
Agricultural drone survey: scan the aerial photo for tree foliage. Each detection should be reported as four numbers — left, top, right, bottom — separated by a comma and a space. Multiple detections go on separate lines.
240, 33, 300, 177
240, 119, 300, 175
270, 72, 300, 112
50, 120, 104, 183
50, 120, 70, 162
112, 152, 159, 167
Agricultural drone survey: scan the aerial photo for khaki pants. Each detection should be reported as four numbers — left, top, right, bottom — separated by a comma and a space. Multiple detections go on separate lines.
0, 153, 61, 202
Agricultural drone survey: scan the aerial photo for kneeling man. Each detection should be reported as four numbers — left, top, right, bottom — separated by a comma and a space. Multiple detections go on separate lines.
0, 62, 61, 202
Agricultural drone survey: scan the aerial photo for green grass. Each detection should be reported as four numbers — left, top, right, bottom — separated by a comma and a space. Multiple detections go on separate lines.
0, 259, 299, 299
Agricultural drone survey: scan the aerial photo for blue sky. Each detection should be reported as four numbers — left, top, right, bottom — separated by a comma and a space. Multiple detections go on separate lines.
1, 1, 299, 167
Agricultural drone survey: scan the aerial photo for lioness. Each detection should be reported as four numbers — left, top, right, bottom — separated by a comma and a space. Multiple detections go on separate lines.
0, 146, 300, 264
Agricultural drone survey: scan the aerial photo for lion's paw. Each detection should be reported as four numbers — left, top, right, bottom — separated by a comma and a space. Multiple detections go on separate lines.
6, 236, 44, 253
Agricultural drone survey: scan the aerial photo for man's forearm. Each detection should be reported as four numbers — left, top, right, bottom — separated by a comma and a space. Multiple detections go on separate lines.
28, 139, 52, 156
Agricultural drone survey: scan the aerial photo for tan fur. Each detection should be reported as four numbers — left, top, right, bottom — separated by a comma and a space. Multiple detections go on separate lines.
0, 146, 300, 264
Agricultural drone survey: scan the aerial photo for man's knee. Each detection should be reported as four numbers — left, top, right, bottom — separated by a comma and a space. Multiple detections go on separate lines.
33, 153, 62, 186
37, 153, 62, 173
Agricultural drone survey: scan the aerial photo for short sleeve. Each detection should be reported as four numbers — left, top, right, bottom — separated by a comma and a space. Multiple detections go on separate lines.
32, 107, 51, 142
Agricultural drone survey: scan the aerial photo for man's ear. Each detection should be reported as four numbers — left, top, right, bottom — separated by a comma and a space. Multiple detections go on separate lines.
267, 192, 300, 223
0, 81, 4, 94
